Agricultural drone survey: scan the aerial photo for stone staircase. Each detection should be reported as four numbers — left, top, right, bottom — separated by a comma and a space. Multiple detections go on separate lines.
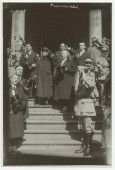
19, 99, 104, 158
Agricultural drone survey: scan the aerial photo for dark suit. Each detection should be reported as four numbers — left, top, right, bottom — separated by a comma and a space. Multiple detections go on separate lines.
74, 50, 91, 66
18, 77, 29, 119
20, 51, 38, 79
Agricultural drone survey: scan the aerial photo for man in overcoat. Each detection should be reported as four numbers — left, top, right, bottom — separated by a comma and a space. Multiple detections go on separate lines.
34, 47, 53, 105
54, 50, 76, 112
74, 58, 98, 156
8, 74, 27, 154
15, 65, 29, 120
20, 44, 38, 98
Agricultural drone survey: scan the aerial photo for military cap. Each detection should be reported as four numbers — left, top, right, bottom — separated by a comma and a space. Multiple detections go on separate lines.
92, 37, 98, 42
85, 58, 93, 63
101, 46, 108, 51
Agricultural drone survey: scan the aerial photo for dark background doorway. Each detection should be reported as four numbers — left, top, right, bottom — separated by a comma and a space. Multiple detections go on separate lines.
25, 5, 89, 54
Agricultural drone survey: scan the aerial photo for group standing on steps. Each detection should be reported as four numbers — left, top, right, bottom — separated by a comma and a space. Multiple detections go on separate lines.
7, 35, 111, 156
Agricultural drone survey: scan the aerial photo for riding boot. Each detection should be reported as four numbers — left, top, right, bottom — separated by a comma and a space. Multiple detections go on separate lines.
83, 133, 92, 156
75, 133, 86, 153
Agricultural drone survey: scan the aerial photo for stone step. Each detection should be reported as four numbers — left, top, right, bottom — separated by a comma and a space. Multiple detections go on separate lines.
19, 150, 92, 158
29, 106, 104, 114
29, 104, 52, 108
29, 114, 73, 120
24, 129, 102, 134
28, 99, 100, 107
19, 139, 101, 151
28, 112, 103, 121
24, 130, 102, 142
25, 119, 103, 130
29, 109, 104, 115
18, 149, 107, 161
29, 108, 63, 113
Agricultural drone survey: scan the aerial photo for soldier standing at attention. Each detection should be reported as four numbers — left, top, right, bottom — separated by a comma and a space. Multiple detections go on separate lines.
74, 58, 99, 156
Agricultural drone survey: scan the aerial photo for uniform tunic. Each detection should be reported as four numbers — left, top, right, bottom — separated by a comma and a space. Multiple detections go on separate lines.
74, 70, 97, 117
35, 57, 53, 98
8, 84, 27, 138
88, 46, 102, 65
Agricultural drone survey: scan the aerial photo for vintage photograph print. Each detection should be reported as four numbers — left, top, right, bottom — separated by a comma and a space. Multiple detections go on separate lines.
3, 2, 112, 166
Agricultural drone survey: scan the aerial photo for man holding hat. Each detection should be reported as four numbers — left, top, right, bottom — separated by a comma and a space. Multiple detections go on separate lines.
15, 65, 29, 121
20, 44, 39, 98
74, 57, 98, 156
34, 47, 53, 105
8, 74, 27, 154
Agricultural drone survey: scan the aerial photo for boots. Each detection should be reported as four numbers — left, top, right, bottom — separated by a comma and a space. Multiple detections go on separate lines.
75, 133, 86, 153
83, 133, 93, 156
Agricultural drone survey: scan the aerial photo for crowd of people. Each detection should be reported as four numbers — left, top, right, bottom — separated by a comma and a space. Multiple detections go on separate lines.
7, 34, 111, 157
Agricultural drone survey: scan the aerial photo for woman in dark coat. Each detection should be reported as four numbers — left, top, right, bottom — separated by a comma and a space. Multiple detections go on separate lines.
8, 74, 27, 154
54, 50, 77, 111
35, 47, 53, 105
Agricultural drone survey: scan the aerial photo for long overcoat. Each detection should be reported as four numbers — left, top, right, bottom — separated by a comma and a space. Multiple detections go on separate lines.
8, 84, 27, 138
35, 57, 53, 98
19, 77, 29, 119
54, 59, 76, 100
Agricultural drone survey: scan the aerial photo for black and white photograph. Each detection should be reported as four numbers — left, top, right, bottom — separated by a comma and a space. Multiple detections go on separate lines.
1, 0, 113, 166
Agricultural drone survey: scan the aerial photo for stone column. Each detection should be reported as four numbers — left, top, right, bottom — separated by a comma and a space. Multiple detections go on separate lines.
89, 9, 102, 45
11, 10, 26, 44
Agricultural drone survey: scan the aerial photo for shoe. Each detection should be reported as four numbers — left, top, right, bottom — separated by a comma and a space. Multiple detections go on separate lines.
83, 133, 92, 156
75, 145, 86, 153
83, 145, 91, 156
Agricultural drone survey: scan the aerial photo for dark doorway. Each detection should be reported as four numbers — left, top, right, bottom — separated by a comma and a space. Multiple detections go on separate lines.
25, 5, 89, 54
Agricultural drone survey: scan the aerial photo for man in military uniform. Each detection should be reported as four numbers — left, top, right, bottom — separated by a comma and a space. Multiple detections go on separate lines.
95, 47, 110, 106
88, 37, 102, 65
74, 58, 98, 156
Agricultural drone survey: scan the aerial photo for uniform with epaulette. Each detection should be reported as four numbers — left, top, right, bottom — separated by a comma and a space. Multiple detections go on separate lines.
94, 47, 110, 106
74, 58, 99, 156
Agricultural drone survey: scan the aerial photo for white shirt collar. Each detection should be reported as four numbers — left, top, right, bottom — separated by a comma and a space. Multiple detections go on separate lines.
61, 57, 67, 66
11, 83, 16, 89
